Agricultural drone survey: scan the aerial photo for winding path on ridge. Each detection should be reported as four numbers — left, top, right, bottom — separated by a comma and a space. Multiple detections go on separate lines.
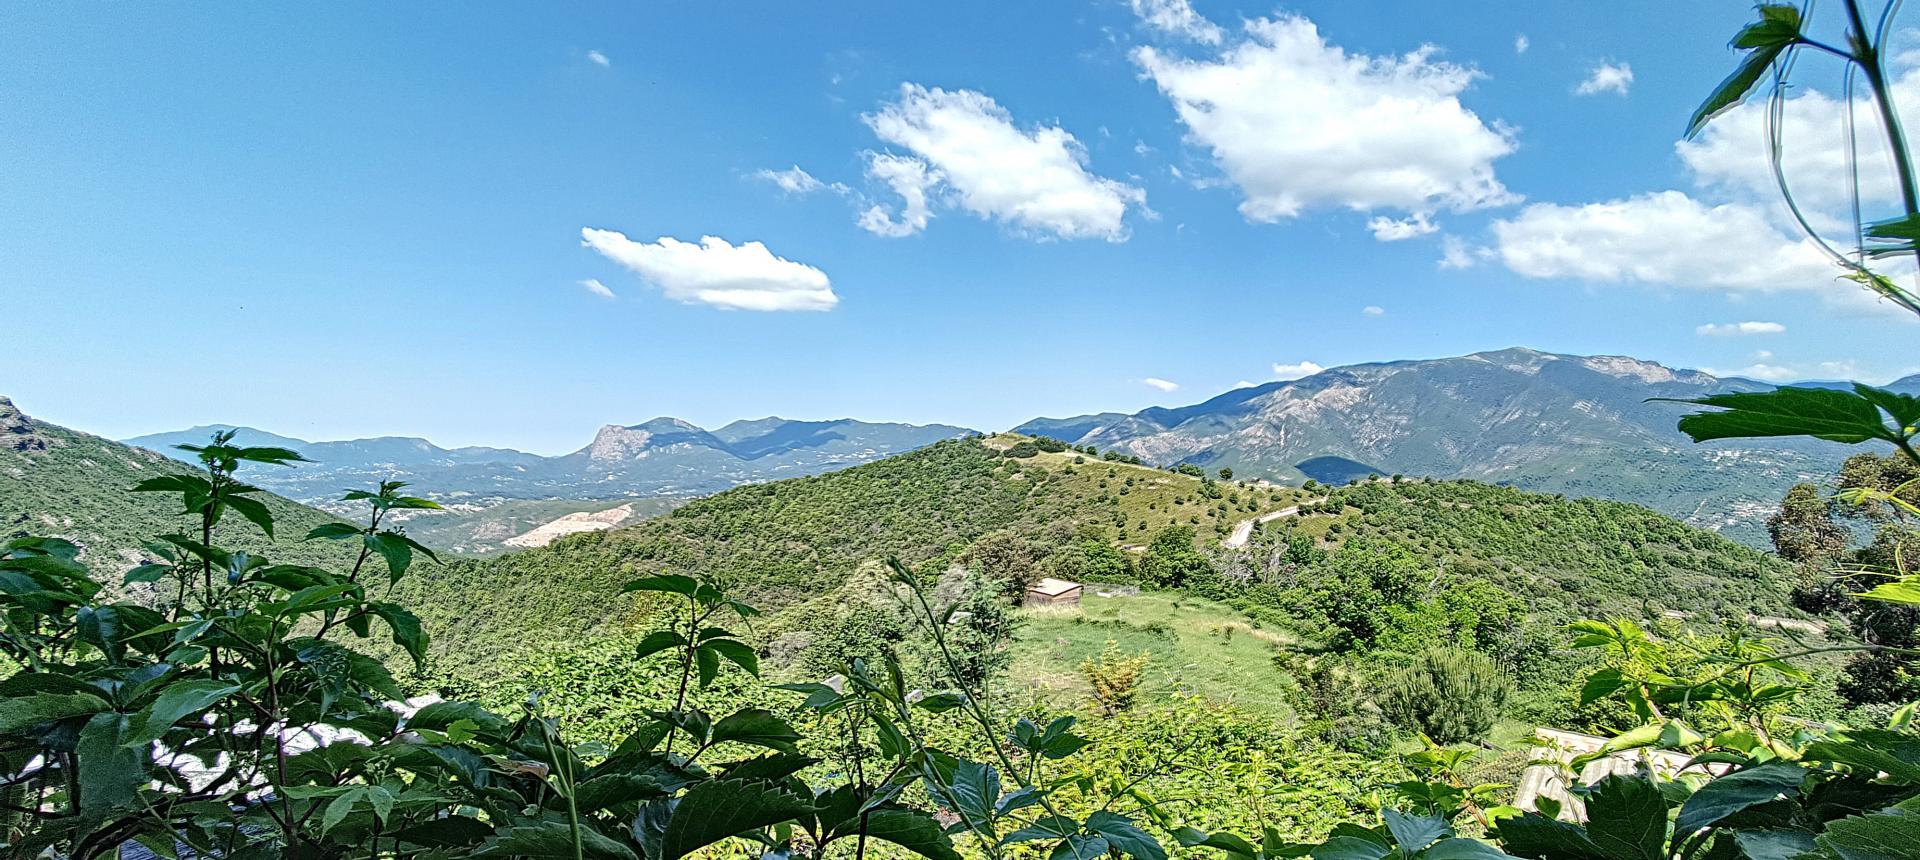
1221, 497, 1326, 548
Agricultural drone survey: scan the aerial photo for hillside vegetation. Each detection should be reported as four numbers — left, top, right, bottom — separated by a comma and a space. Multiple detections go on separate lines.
397, 435, 1794, 687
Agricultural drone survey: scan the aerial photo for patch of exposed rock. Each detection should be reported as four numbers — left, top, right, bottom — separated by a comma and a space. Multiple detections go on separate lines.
504, 503, 635, 548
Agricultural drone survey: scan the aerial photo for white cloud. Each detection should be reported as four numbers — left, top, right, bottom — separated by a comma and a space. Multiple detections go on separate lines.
1696, 321, 1786, 336
860, 84, 1145, 241
1491, 191, 1834, 292
1362, 305, 1386, 316
754, 165, 844, 196
1818, 360, 1860, 377
857, 152, 939, 237
1271, 360, 1325, 380
1141, 377, 1181, 392
1367, 212, 1438, 241
1129, 0, 1225, 45
586, 50, 610, 68
1134, 15, 1518, 223
1514, 34, 1529, 55
1575, 61, 1633, 96
579, 278, 615, 299
1712, 363, 1800, 381
580, 229, 838, 312
1751, 350, 1774, 361
1676, 69, 1919, 211
1438, 235, 1478, 269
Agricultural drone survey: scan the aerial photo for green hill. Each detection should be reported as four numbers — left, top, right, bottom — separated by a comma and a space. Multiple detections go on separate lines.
394, 434, 1794, 685
1, 396, 353, 575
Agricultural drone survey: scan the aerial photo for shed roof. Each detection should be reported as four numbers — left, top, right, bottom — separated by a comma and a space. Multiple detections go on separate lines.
1028, 577, 1083, 597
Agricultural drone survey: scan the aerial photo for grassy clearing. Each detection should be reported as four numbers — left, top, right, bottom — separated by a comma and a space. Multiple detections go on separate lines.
1004, 591, 1301, 721
983, 433, 1311, 546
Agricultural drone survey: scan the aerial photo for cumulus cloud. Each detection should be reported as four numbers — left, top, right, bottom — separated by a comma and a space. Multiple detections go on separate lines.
1141, 377, 1181, 392
1696, 321, 1786, 336
580, 229, 838, 312
1490, 191, 1834, 292
860, 84, 1146, 240
1367, 213, 1438, 241
1271, 360, 1325, 380
1134, 15, 1517, 226
586, 50, 610, 68
754, 165, 845, 196
1677, 69, 1920, 211
1575, 61, 1633, 96
1129, 0, 1224, 45
579, 278, 615, 299
1362, 305, 1386, 316
1514, 34, 1529, 54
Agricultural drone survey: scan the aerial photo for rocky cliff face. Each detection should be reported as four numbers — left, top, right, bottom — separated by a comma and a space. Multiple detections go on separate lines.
1, 397, 51, 453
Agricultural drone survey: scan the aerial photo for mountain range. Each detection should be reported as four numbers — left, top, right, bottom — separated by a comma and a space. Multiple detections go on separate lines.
116, 348, 1920, 547
1017, 348, 1920, 544
125, 416, 977, 508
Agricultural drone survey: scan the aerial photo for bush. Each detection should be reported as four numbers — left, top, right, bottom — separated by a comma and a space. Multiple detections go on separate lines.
1006, 441, 1039, 458
1380, 647, 1513, 744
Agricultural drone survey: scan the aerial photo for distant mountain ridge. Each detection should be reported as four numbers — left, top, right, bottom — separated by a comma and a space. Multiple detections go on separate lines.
125, 416, 977, 506
1016, 348, 1908, 544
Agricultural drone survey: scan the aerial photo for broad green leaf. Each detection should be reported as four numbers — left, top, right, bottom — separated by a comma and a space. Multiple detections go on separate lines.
0, 691, 111, 734
1817, 809, 1920, 860
369, 602, 428, 668
1053, 835, 1111, 860
709, 708, 801, 753
1685, 5, 1803, 138
1662, 387, 1904, 445
1583, 775, 1669, 860
123, 563, 173, 585
126, 681, 241, 747
223, 494, 276, 539
695, 645, 720, 688
573, 773, 672, 811
1086, 810, 1167, 860
1004, 816, 1080, 844
1732, 830, 1817, 860
364, 532, 413, 582
943, 760, 1002, 832
702, 637, 760, 677
622, 574, 701, 596
475, 821, 641, 859
1172, 827, 1259, 858
1802, 732, 1920, 784
1675, 762, 1804, 834
305, 522, 363, 541
1859, 577, 1920, 606
864, 808, 964, 860
633, 629, 686, 660
76, 711, 142, 813
660, 778, 811, 860
322, 787, 362, 834
914, 691, 969, 713
1308, 836, 1392, 860
1423, 838, 1516, 860
1382, 809, 1450, 855
1494, 813, 1610, 860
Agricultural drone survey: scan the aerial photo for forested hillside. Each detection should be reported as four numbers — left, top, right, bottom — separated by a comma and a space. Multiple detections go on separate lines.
397, 435, 1795, 686
0, 397, 351, 570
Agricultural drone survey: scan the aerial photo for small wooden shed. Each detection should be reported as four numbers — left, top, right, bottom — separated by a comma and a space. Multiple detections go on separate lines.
1025, 577, 1084, 607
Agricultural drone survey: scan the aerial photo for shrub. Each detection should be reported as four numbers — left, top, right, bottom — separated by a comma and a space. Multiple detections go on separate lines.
1082, 640, 1151, 716
1380, 647, 1512, 744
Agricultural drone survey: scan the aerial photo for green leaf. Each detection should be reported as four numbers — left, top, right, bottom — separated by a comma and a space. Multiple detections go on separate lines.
1685, 4, 1803, 138
573, 773, 673, 811
223, 494, 276, 539
1676, 762, 1804, 834
702, 638, 760, 677
1172, 827, 1259, 858
695, 645, 721, 688
633, 630, 686, 660
944, 760, 1001, 833
661, 778, 812, 860
0, 691, 111, 734
1732, 830, 1817, 860
1086, 811, 1167, 860
622, 574, 700, 596
865, 808, 964, 860
233, 445, 309, 465
710, 708, 801, 753
475, 821, 641, 859
1382, 809, 1450, 855
1494, 814, 1610, 860
1309, 836, 1392, 860
1803, 732, 1920, 784
367, 602, 429, 667
1817, 809, 1920, 860
364, 532, 413, 583
915, 692, 969, 713
1423, 838, 1516, 860
322, 787, 362, 834
126, 681, 241, 747
1584, 775, 1669, 860
123, 563, 173, 585
1661, 387, 1905, 445
305, 522, 363, 541
389, 816, 493, 849
76, 712, 143, 813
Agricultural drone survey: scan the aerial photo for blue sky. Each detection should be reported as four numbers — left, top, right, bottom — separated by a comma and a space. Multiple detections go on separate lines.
4, 1, 1918, 454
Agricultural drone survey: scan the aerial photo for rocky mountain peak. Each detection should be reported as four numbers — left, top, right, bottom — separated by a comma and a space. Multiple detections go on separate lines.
0, 396, 52, 453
